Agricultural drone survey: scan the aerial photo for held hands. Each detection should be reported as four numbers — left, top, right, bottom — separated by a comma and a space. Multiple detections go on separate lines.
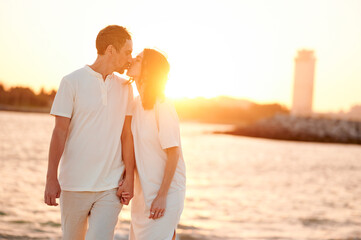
117, 178, 134, 205
149, 194, 166, 220
44, 178, 61, 206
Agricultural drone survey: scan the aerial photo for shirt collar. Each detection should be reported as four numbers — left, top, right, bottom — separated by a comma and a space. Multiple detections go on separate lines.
84, 65, 113, 81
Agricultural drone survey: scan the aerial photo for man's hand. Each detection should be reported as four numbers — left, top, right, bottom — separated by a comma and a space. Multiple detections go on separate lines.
116, 178, 134, 205
44, 178, 61, 206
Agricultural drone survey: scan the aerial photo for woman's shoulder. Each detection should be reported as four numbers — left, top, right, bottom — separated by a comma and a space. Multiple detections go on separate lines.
157, 98, 179, 119
157, 98, 175, 110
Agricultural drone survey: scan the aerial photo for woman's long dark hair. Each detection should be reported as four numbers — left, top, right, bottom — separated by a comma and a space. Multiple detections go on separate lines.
140, 49, 170, 110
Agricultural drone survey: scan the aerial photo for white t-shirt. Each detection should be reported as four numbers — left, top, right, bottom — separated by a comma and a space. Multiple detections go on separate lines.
131, 96, 186, 206
50, 65, 133, 191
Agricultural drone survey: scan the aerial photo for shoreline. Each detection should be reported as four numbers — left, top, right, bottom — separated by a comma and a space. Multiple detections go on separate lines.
0, 105, 49, 114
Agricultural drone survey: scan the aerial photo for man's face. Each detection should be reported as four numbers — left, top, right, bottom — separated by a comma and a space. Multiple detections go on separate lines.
113, 39, 133, 74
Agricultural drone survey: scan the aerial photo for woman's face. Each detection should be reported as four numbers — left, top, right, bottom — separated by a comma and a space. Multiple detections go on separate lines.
127, 51, 144, 94
127, 52, 143, 79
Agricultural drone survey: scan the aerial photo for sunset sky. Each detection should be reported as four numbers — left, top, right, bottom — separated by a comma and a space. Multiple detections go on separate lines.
0, 0, 360, 112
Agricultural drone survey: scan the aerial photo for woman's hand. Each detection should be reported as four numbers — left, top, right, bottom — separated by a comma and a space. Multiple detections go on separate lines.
149, 195, 166, 220
117, 179, 132, 205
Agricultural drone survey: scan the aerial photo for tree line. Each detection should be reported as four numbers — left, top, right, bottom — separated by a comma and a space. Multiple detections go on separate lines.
0, 83, 56, 108
173, 97, 289, 124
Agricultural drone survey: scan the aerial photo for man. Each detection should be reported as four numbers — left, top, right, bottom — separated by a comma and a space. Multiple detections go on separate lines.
44, 25, 135, 240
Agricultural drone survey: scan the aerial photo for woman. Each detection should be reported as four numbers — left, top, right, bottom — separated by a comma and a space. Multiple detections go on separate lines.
125, 48, 186, 240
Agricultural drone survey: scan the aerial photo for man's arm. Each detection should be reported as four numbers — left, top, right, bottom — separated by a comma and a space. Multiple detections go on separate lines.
117, 116, 135, 205
44, 116, 70, 206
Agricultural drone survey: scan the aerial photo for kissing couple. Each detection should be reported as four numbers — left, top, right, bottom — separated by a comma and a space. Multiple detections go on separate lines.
44, 25, 186, 240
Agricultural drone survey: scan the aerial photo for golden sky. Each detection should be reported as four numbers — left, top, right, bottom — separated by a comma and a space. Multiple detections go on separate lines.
0, 0, 360, 112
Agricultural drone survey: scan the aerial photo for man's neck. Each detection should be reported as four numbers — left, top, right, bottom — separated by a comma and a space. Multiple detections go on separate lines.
89, 56, 113, 81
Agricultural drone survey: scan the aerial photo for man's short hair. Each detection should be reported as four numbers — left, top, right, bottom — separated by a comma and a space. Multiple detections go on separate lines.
96, 25, 131, 55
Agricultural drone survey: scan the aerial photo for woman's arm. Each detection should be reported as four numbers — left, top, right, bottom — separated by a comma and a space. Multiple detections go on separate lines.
149, 146, 180, 220
158, 146, 180, 196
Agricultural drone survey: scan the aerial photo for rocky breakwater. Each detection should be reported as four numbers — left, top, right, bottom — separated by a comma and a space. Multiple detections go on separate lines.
224, 114, 361, 144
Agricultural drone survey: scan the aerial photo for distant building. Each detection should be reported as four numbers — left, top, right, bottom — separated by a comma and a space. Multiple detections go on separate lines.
291, 50, 316, 116
347, 105, 361, 120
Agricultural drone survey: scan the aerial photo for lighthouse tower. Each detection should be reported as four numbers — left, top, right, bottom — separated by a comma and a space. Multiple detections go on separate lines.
291, 50, 316, 116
